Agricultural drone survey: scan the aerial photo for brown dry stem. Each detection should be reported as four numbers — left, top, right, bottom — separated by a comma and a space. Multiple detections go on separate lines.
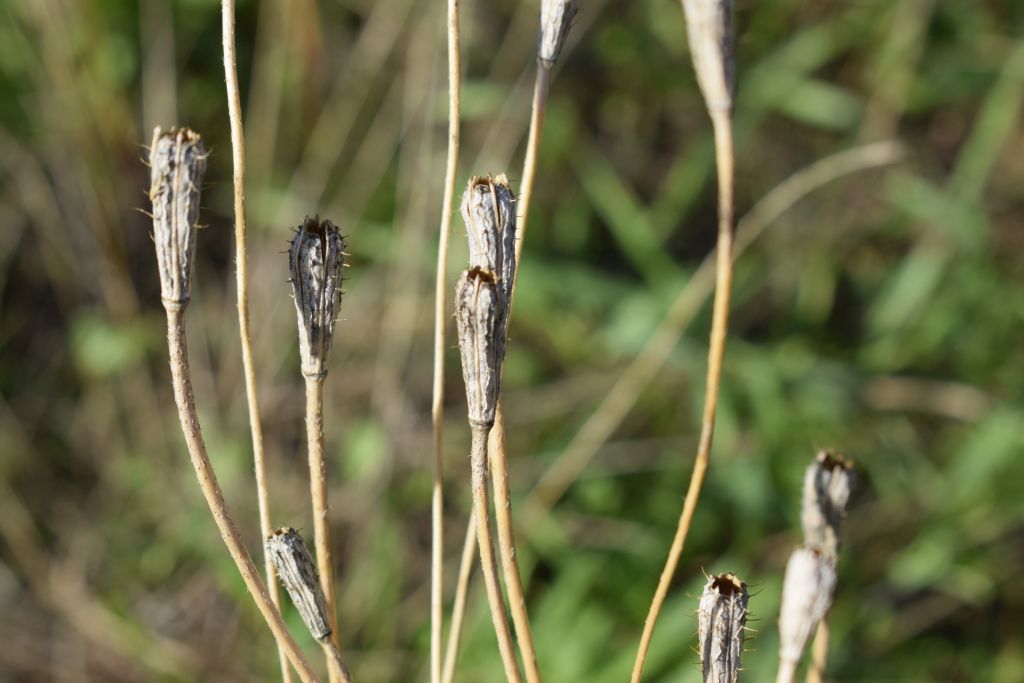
441, 513, 477, 683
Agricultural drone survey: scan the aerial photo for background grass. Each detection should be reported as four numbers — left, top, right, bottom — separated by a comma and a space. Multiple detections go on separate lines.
1, 0, 1023, 681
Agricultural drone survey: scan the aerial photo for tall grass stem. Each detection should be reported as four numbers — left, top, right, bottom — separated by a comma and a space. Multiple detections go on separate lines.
441, 512, 477, 683
221, 2, 289, 680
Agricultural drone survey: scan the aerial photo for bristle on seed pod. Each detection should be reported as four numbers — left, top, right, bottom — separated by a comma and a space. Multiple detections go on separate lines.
288, 216, 346, 380
455, 268, 506, 430
538, 0, 580, 69
265, 528, 333, 642
801, 450, 855, 559
698, 573, 749, 683
682, 0, 735, 115
148, 127, 207, 311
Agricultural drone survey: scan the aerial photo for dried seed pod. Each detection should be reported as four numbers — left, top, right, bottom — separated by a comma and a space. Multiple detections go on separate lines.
778, 547, 836, 669
289, 216, 346, 379
460, 174, 517, 308
698, 573, 749, 683
148, 127, 207, 311
265, 527, 333, 642
682, 0, 735, 115
455, 269, 505, 429
538, 0, 580, 69
801, 450, 855, 559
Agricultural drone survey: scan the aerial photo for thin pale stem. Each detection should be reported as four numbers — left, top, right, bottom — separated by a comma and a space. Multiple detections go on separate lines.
806, 621, 829, 683
431, 3, 461, 683
514, 65, 550, 266
441, 512, 477, 683
629, 112, 734, 683
165, 308, 319, 683
221, 2, 290, 680
320, 639, 355, 683
471, 427, 524, 683
487, 406, 541, 683
306, 375, 342, 683
776, 658, 798, 683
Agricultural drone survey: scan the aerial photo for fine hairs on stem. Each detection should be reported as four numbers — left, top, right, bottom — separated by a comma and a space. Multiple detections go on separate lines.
289, 216, 348, 683
631, 2, 736, 681
220, 2, 290, 680
149, 127, 319, 683
430, 2, 461, 683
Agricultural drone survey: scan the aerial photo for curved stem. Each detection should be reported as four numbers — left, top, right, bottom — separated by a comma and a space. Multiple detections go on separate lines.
487, 406, 542, 683
320, 639, 355, 683
471, 428, 524, 683
441, 512, 477, 683
806, 620, 829, 683
165, 308, 319, 683
514, 65, 550, 266
431, 3, 462, 683
306, 375, 342, 682
221, 2, 290, 680
629, 112, 734, 683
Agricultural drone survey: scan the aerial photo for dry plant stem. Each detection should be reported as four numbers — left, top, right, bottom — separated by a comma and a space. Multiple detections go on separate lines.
487, 406, 542, 683
471, 427, 524, 683
441, 512, 477, 683
806, 619, 829, 683
320, 640, 355, 683
305, 376, 343, 675
221, 1, 289, 679
629, 112, 734, 683
164, 308, 320, 683
430, 3, 462, 683
514, 65, 550, 264
776, 659, 798, 683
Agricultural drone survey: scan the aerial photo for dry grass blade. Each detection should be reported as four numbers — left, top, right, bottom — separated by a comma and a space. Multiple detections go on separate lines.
220, 1, 290, 680
441, 514, 477, 683
431, 2, 462, 683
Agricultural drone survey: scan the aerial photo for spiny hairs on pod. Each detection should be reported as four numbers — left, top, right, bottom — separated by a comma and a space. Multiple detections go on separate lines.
288, 216, 347, 380
149, 127, 207, 311
698, 573, 749, 683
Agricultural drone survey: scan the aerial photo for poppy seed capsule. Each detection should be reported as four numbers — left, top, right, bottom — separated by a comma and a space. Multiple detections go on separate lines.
289, 216, 346, 380
698, 573, 749, 683
455, 269, 506, 430
801, 450, 855, 559
265, 528, 332, 641
778, 547, 836, 669
682, 0, 735, 115
460, 174, 517, 309
538, 0, 580, 69
148, 127, 207, 311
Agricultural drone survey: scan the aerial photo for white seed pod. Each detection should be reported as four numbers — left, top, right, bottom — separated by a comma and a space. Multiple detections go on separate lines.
288, 216, 346, 379
801, 450, 855, 559
778, 547, 836, 668
682, 0, 735, 115
538, 0, 580, 69
460, 174, 517, 309
148, 127, 207, 311
698, 573, 749, 683
265, 527, 333, 642
455, 269, 505, 429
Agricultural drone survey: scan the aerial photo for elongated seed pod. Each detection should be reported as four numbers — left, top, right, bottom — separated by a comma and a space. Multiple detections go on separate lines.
289, 216, 346, 379
682, 0, 735, 115
538, 0, 580, 69
266, 528, 333, 642
149, 127, 207, 311
698, 573, 749, 683
455, 269, 505, 429
801, 450, 855, 559
460, 174, 517, 309
778, 547, 836, 670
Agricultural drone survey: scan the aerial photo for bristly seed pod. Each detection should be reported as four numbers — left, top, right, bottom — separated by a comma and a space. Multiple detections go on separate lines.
148, 127, 207, 311
777, 547, 836, 670
289, 216, 346, 380
682, 0, 735, 115
698, 573, 749, 683
455, 268, 504, 430
801, 450, 855, 559
265, 527, 333, 642
538, 0, 580, 70
460, 174, 517, 309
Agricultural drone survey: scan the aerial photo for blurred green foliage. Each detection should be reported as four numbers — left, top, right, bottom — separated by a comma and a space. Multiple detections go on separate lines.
0, 0, 1022, 681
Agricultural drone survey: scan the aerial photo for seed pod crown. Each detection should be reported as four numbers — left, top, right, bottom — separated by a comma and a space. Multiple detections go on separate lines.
698, 573, 749, 683
289, 216, 346, 379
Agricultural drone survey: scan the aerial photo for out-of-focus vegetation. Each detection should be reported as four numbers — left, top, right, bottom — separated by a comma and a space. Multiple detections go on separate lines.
1, 0, 1023, 681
